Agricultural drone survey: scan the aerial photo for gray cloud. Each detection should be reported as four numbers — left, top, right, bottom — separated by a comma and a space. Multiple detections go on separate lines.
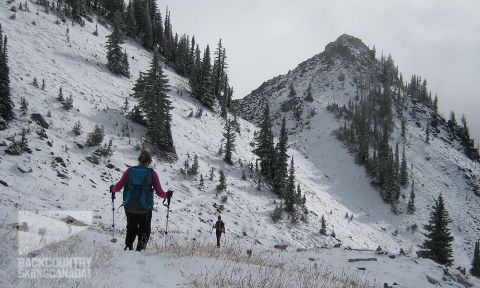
159, 0, 480, 141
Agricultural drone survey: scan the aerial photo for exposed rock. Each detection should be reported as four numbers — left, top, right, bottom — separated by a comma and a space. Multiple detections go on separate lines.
47, 141, 52, 147
61, 215, 88, 226
348, 258, 377, 262
274, 244, 288, 251
54, 157, 66, 168
0, 141, 6, 147
17, 164, 33, 173
0, 180, 8, 187
426, 275, 441, 286
86, 155, 99, 165
106, 163, 114, 169
30, 113, 49, 129
57, 172, 69, 179
76, 142, 84, 149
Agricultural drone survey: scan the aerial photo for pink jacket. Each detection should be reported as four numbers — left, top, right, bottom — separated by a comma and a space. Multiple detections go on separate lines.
111, 167, 168, 199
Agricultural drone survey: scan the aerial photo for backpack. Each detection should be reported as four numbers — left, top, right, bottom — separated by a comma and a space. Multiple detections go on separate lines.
217, 221, 225, 233
123, 166, 154, 214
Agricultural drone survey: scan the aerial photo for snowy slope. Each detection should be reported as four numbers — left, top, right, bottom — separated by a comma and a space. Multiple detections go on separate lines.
235, 34, 480, 269
0, 2, 479, 287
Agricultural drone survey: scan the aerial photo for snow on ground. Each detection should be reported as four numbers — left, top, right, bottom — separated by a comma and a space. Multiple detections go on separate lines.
0, 2, 479, 287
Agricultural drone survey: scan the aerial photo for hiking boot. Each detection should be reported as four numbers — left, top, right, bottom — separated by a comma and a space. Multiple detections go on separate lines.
124, 245, 133, 251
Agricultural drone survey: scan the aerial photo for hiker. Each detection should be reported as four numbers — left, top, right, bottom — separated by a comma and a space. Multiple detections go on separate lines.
110, 150, 173, 251
213, 215, 225, 247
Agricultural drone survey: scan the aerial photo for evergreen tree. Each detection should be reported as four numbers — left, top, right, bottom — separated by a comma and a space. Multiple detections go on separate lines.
273, 117, 289, 196
407, 178, 415, 214
400, 145, 409, 186
63, 94, 73, 110
304, 83, 314, 102
0, 26, 14, 129
58, 87, 64, 102
188, 154, 199, 176
216, 170, 227, 192
20, 97, 28, 115
131, 49, 176, 159
143, 0, 153, 49
199, 173, 204, 189
106, 12, 129, 77
253, 103, 276, 181
425, 120, 430, 144
212, 39, 227, 100
288, 83, 296, 98
72, 121, 82, 136
284, 157, 296, 213
320, 215, 327, 235
423, 194, 454, 266
199, 45, 214, 108
223, 119, 236, 165
86, 125, 104, 146
471, 240, 480, 277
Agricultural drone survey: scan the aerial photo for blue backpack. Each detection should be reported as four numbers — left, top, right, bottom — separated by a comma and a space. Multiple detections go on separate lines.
123, 166, 154, 214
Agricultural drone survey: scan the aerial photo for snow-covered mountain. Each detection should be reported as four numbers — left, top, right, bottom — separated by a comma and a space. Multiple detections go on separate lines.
235, 32, 480, 266
0, 2, 479, 287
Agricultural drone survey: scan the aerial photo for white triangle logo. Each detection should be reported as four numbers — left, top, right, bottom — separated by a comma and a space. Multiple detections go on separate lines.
18, 210, 92, 255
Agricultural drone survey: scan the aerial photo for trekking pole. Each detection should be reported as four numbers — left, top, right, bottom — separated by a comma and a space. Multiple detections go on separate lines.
162, 191, 172, 247
110, 185, 117, 243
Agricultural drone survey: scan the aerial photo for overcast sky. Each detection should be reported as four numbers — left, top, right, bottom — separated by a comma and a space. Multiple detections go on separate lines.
159, 0, 480, 141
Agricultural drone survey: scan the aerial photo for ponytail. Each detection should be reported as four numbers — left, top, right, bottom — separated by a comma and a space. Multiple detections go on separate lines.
138, 150, 152, 166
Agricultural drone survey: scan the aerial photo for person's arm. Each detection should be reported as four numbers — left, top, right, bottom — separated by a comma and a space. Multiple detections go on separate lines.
152, 171, 168, 199
111, 168, 130, 193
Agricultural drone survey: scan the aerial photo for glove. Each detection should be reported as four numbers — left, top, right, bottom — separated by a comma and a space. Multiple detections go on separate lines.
110, 185, 115, 200
167, 190, 173, 199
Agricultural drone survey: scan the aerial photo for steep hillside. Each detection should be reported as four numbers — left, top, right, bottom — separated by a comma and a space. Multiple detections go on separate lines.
235, 34, 480, 267
0, 2, 479, 287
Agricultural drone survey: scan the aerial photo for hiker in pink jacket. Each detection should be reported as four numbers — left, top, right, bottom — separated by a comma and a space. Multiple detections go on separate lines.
110, 150, 173, 251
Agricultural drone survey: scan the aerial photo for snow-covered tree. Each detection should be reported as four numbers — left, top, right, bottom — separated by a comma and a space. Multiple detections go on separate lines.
423, 194, 454, 266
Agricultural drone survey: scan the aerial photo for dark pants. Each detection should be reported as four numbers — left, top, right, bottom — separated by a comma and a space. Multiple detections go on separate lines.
125, 210, 152, 251
216, 232, 222, 247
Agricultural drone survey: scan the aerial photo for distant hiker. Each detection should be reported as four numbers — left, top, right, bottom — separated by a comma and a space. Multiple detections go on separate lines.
110, 150, 173, 251
213, 215, 225, 247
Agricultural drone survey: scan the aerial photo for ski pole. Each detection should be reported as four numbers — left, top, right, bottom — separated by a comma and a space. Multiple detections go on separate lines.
110, 185, 117, 243
162, 191, 173, 247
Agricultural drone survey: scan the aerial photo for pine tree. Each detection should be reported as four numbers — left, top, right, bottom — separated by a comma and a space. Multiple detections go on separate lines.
188, 154, 199, 176
216, 170, 227, 192
400, 145, 409, 186
63, 94, 73, 110
273, 117, 288, 196
131, 49, 176, 159
471, 240, 480, 277
241, 170, 247, 180
106, 13, 129, 77
304, 83, 313, 102
423, 194, 454, 266
58, 87, 64, 102
407, 178, 416, 214
223, 119, 236, 165
401, 117, 406, 139
425, 120, 430, 144
284, 157, 296, 213
199, 174, 204, 189
253, 103, 276, 181
86, 125, 104, 146
199, 45, 214, 108
20, 97, 28, 115
0, 26, 14, 129
212, 39, 226, 100
320, 215, 327, 235
288, 83, 296, 98
72, 121, 82, 136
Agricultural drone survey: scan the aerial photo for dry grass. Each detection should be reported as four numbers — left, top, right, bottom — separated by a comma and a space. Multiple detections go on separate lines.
150, 235, 378, 288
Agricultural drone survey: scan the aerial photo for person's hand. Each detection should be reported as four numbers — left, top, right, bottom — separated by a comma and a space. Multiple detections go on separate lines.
167, 190, 174, 198
110, 185, 115, 200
